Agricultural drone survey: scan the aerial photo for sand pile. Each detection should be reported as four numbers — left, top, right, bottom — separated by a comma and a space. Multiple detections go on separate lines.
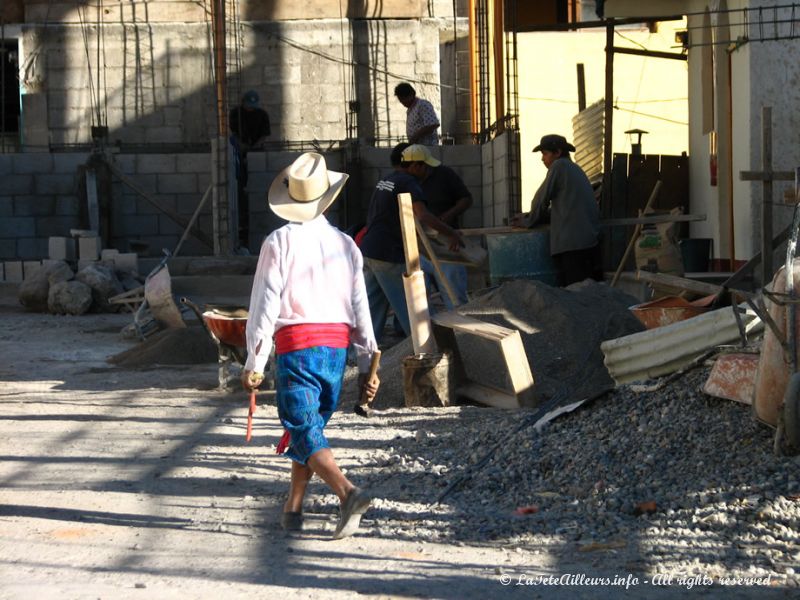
345, 279, 645, 411
109, 324, 219, 367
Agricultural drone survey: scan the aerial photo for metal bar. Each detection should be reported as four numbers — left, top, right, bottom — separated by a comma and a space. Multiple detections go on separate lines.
603, 21, 614, 213
762, 106, 774, 286
611, 46, 687, 61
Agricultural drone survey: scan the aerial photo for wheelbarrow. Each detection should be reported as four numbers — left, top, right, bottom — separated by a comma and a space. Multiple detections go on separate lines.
180, 297, 274, 391
747, 201, 800, 455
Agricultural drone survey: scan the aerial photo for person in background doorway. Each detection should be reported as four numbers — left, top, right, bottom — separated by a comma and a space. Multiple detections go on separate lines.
510, 134, 601, 287
241, 152, 379, 539
229, 90, 271, 249
360, 144, 463, 341
394, 82, 440, 146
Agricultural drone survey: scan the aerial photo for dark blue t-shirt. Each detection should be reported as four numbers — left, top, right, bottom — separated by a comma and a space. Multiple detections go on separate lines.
421, 165, 471, 226
360, 170, 426, 264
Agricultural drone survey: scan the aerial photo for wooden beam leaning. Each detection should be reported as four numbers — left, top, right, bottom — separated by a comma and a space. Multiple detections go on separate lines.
398, 193, 436, 355
414, 218, 460, 308
431, 311, 534, 409
611, 180, 662, 287
106, 162, 214, 249
636, 270, 727, 298
723, 222, 792, 289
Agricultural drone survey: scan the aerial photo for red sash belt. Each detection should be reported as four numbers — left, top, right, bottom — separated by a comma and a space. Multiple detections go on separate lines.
274, 323, 350, 355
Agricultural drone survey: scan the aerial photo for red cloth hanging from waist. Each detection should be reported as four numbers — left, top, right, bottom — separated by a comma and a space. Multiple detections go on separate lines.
274, 323, 351, 355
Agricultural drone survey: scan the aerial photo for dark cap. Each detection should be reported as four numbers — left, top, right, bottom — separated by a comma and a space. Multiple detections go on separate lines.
533, 134, 576, 153
242, 90, 260, 108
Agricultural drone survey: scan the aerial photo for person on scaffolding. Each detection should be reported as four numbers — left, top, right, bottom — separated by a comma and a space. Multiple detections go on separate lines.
229, 90, 270, 250
241, 152, 380, 539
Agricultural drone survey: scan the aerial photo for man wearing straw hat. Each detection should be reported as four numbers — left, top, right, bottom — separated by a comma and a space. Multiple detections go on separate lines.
241, 152, 380, 539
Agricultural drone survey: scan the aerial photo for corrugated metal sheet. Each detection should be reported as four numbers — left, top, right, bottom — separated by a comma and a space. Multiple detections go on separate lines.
601, 304, 764, 385
572, 99, 604, 183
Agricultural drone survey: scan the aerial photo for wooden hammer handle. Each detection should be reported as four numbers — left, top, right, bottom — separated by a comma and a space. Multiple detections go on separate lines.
360, 350, 382, 406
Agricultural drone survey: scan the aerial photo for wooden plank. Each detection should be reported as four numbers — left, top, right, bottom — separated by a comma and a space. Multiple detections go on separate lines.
456, 382, 520, 409
431, 312, 516, 340
459, 226, 519, 236
431, 311, 534, 404
740, 170, 795, 181
398, 193, 420, 274
415, 219, 460, 308
636, 270, 725, 297
498, 332, 535, 394
600, 213, 705, 227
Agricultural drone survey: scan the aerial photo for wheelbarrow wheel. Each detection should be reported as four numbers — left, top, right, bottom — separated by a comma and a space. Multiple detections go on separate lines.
784, 372, 800, 454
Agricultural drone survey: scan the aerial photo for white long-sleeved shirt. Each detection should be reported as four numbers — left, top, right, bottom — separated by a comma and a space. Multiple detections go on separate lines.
244, 216, 378, 374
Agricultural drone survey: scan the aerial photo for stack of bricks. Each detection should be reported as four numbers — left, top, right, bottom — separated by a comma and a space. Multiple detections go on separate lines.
0, 233, 139, 283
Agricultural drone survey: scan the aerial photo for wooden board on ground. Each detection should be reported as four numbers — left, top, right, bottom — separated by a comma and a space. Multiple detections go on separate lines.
431, 312, 534, 408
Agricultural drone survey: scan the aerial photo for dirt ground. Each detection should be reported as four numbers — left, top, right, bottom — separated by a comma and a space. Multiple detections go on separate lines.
0, 284, 793, 600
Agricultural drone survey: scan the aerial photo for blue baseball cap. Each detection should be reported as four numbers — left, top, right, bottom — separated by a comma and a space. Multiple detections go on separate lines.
242, 90, 260, 108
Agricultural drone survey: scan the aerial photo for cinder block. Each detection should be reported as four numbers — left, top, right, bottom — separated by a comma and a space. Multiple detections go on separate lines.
100, 248, 120, 262
78, 236, 102, 260
114, 253, 139, 274
23, 261, 43, 280
42, 259, 64, 270
49, 236, 77, 261
78, 258, 97, 271
4, 261, 23, 282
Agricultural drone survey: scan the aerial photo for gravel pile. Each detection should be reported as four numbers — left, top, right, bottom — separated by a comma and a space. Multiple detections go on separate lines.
334, 361, 800, 586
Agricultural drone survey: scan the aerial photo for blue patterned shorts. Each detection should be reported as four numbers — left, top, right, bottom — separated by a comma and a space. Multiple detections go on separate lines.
275, 346, 347, 465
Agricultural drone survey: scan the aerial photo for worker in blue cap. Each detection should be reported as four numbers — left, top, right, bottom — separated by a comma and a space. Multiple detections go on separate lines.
229, 90, 271, 249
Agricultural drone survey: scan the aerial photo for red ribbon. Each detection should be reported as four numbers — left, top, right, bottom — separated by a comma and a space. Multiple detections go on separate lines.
276, 430, 290, 454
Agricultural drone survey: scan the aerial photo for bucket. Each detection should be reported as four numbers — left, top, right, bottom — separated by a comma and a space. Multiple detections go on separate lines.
679, 238, 713, 272
630, 296, 709, 329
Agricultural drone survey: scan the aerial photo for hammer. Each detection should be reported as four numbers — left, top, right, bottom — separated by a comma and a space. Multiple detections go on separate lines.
355, 350, 381, 418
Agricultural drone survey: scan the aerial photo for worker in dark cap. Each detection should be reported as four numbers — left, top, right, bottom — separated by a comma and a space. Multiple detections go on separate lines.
511, 134, 601, 286
229, 90, 271, 249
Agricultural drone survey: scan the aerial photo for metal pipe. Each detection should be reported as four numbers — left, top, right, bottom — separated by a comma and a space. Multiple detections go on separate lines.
468, 0, 477, 134
493, 0, 505, 124
211, 0, 227, 137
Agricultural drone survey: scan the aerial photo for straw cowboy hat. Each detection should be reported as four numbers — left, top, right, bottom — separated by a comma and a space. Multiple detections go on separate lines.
268, 152, 349, 222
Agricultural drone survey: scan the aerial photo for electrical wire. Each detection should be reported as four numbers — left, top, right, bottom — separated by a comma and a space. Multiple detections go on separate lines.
613, 104, 688, 125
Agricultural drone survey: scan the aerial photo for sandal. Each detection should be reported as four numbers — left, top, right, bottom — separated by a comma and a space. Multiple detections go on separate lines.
332, 487, 371, 540
281, 511, 304, 532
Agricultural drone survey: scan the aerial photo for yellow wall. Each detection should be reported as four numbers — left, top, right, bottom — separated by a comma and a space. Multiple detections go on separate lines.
518, 20, 689, 205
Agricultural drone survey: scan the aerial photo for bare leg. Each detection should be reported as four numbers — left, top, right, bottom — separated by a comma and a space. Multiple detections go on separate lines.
284, 461, 313, 513
306, 448, 354, 503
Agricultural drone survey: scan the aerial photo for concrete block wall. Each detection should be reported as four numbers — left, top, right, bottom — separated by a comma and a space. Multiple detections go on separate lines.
1, 145, 485, 262
481, 132, 518, 228
0, 152, 87, 261
23, 19, 441, 150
